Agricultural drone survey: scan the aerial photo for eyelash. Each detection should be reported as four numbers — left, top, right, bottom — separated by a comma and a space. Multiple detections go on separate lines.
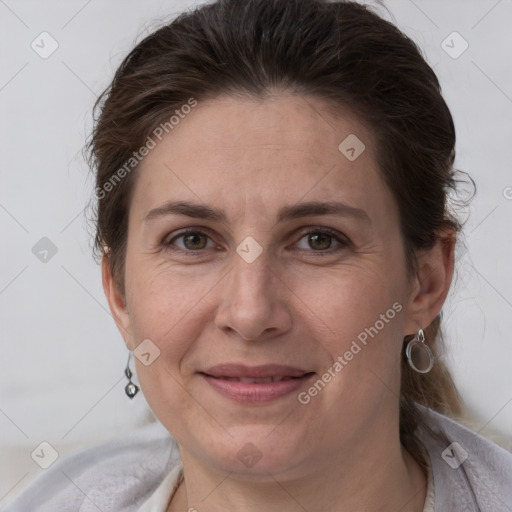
163, 227, 350, 256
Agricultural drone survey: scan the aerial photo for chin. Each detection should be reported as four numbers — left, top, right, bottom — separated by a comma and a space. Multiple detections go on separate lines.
204, 430, 310, 480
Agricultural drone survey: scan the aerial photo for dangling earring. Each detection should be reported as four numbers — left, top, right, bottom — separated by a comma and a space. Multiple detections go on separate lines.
124, 352, 140, 399
405, 328, 434, 374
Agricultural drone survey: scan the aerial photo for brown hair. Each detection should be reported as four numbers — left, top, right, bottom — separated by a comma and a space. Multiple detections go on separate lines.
86, 0, 468, 464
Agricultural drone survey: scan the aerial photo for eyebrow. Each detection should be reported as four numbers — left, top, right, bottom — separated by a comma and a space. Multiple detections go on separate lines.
144, 200, 371, 225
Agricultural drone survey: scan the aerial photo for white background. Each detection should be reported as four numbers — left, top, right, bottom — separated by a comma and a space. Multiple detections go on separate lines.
1, 0, 511, 505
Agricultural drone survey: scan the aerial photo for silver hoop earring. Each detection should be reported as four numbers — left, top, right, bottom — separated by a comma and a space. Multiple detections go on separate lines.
124, 352, 140, 399
405, 328, 434, 374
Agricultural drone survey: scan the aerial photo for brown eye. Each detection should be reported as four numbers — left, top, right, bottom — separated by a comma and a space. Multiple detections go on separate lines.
307, 232, 333, 250
182, 232, 208, 250
295, 228, 349, 253
165, 230, 213, 252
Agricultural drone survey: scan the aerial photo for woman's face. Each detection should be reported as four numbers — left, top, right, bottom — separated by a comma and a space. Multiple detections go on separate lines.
107, 93, 431, 478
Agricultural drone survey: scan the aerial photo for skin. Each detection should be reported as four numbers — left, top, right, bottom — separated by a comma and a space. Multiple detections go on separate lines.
103, 93, 455, 512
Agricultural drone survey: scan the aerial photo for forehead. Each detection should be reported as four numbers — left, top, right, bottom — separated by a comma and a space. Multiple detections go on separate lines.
132, 93, 393, 224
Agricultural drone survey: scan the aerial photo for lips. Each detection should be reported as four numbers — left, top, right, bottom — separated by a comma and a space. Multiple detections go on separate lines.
214, 376, 297, 383
201, 363, 312, 380
199, 365, 315, 403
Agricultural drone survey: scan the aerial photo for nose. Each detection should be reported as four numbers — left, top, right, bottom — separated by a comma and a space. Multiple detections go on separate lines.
214, 251, 292, 341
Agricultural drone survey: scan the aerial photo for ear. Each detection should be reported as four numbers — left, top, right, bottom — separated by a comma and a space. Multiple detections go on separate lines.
403, 228, 456, 335
102, 256, 134, 351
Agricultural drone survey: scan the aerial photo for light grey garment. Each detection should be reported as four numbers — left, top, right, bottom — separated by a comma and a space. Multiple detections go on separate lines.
2, 406, 511, 511
416, 405, 512, 511
1, 421, 180, 512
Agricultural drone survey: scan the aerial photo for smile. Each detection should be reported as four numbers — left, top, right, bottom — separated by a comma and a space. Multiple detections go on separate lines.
199, 372, 316, 403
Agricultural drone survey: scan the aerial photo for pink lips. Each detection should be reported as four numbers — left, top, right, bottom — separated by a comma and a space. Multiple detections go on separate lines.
199, 363, 315, 403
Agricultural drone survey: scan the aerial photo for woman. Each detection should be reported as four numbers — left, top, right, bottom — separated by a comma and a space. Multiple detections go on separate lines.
3, 0, 511, 511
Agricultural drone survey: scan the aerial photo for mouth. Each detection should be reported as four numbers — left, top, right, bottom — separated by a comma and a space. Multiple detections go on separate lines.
201, 363, 313, 379
201, 374, 311, 383
198, 365, 316, 403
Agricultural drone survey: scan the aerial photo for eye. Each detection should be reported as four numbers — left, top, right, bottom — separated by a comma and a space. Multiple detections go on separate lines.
294, 228, 349, 253
164, 229, 217, 252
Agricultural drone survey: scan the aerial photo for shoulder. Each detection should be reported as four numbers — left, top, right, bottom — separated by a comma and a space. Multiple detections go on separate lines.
416, 405, 512, 512
1, 421, 181, 512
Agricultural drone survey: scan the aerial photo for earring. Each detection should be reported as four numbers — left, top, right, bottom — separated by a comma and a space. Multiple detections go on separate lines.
405, 328, 434, 374
124, 352, 140, 399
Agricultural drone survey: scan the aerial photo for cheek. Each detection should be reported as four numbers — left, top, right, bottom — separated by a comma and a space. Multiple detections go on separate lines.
292, 263, 406, 397
134, 356, 201, 447
298, 262, 404, 335
126, 273, 203, 424
125, 263, 220, 368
